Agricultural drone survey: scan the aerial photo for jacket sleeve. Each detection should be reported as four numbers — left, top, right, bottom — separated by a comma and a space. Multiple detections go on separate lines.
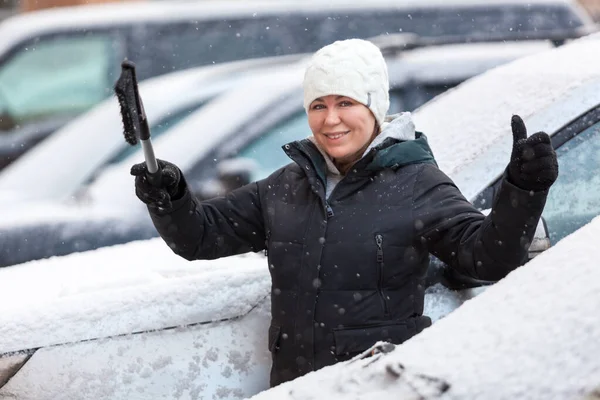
413, 163, 548, 281
147, 174, 267, 261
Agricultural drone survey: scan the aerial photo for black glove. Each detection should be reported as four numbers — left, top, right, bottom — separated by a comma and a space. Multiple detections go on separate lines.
130, 159, 182, 210
507, 115, 558, 192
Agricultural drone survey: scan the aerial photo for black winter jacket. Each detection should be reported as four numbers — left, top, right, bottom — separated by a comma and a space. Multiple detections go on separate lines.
147, 133, 547, 387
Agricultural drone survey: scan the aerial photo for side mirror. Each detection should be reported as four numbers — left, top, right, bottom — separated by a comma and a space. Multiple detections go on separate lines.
528, 216, 551, 259
195, 158, 258, 200
216, 157, 257, 192
0, 111, 16, 131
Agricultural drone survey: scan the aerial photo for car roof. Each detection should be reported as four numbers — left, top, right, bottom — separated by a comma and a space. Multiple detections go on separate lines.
413, 33, 600, 199
0, 0, 591, 56
0, 54, 306, 205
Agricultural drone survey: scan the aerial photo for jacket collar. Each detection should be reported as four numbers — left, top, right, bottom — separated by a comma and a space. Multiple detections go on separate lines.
283, 113, 437, 183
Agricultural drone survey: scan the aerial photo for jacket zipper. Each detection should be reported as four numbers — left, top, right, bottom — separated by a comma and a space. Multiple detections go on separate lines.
375, 234, 389, 316
264, 230, 270, 257
325, 203, 334, 218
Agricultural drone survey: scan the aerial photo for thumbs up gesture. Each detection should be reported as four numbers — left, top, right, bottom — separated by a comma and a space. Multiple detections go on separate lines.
507, 115, 558, 192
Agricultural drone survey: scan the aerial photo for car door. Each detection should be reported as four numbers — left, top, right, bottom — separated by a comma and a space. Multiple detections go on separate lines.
472, 104, 600, 245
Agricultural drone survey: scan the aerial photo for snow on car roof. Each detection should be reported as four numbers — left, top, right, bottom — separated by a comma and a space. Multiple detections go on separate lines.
250, 214, 600, 399
413, 33, 600, 197
0, 239, 270, 354
0, 0, 588, 57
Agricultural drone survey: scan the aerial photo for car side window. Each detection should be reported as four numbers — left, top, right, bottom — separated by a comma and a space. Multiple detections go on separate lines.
0, 34, 119, 130
236, 112, 308, 181
542, 120, 600, 243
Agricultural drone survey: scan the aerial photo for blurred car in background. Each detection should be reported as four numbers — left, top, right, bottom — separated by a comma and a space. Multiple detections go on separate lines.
0, 0, 594, 168
0, 33, 568, 267
2, 33, 600, 399
0, 54, 304, 205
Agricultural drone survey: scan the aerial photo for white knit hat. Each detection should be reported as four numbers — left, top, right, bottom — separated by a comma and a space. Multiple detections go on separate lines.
303, 38, 390, 127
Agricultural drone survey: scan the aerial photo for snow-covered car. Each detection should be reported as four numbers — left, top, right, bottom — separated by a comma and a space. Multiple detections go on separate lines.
4, 0, 589, 168
2, 30, 600, 400
0, 54, 304, 205
0, 35, 563, 267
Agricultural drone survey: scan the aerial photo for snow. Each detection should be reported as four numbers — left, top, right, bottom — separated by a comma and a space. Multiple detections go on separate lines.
1, 302, 273, 400
0, 241, 270, 353
250, 216, 600, 399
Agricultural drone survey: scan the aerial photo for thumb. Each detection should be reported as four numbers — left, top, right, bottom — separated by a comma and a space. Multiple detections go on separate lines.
130, 162, 148, 176
511, 115, 527, 144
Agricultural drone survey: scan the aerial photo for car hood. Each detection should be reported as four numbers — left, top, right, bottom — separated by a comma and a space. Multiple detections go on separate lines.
0, 242, 271, 354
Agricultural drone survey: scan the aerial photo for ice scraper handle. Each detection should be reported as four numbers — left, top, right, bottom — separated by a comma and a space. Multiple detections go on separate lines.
140, 137, 163, 187
136, 84, 163, 187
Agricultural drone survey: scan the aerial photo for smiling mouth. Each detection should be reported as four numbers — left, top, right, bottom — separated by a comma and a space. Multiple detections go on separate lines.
324, 131, 349, 140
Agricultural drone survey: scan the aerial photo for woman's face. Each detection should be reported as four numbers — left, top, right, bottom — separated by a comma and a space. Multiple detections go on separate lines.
307, 95, 376, 165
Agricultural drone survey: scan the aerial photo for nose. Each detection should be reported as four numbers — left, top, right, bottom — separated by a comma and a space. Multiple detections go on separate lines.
324, 108, 341, 126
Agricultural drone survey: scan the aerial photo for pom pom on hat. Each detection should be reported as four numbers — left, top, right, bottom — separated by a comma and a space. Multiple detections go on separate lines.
303, 38, 390, 127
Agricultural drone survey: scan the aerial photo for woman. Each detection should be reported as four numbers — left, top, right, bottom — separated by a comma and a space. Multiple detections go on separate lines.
131, 39, 558, 387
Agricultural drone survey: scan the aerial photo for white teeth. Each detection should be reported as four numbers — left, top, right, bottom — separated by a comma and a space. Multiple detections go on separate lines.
326, 132, 347, 139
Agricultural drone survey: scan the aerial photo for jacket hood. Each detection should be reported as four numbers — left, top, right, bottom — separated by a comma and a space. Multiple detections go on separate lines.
366, 112, 437, 171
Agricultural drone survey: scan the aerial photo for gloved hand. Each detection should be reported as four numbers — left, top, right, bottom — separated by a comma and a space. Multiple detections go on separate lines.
507, 115, 558, 192
130, 159, 182, 210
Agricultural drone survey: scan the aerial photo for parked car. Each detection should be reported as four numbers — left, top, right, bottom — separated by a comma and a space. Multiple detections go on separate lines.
0, 34, 564, 267
0, 54, 304, 205
0, 0, 594, 169
2, 33, 600, 399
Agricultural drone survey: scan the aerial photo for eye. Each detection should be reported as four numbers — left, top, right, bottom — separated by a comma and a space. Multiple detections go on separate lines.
340, 100, 353, 107
311, 103, 325, 110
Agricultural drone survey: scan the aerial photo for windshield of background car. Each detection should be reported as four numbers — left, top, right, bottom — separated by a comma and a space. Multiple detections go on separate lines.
0, 34, 117, 131
139, 4, 584, 74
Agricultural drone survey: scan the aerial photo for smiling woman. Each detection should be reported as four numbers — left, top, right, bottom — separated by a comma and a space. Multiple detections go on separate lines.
131, 38, 557, 389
